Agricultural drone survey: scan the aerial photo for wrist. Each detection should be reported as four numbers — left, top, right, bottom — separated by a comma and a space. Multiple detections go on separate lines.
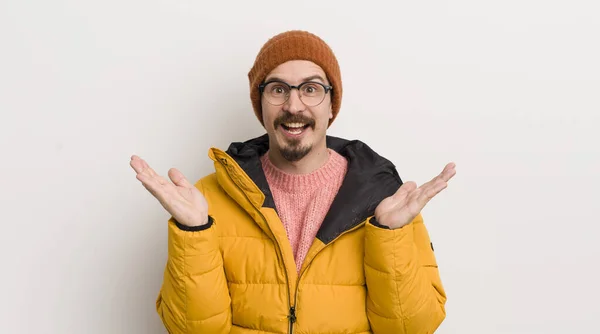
174, 216, 213, 232
370, 217, 409, 230
370, 216, 391, 229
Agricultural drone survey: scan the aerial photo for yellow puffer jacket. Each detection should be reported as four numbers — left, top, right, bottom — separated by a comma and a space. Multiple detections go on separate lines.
156, 134, 446, 333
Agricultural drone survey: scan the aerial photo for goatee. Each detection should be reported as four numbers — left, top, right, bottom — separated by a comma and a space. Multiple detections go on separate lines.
280, 141, 312, 162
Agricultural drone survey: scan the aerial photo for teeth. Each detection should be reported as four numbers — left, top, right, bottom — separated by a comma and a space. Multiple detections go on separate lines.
283, 122, 306, 129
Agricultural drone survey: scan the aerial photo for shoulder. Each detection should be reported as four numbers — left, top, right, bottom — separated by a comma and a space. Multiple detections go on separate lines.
192, 173, 220, 195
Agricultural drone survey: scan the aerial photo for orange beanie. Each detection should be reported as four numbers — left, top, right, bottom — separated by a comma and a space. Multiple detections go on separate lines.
248, 30, 342, 127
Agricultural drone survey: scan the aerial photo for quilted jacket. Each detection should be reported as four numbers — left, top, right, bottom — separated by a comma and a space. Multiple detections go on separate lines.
156, 134, 446, 333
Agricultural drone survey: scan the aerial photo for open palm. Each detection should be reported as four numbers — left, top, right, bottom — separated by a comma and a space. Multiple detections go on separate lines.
130, 155, 209, 227
375, 162, 456, 230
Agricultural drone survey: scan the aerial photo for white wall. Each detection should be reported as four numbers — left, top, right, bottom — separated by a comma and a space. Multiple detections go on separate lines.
1, 0, 599, 333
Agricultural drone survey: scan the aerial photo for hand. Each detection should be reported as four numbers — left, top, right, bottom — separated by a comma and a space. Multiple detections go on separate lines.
374, 162, 456, 230
130, 155, 209, 227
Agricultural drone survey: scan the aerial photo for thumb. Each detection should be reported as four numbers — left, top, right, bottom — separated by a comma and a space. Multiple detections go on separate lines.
168, 168, 193, 188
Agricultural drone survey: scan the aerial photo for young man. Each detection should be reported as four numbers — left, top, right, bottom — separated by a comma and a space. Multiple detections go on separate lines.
130, 30, 456, 334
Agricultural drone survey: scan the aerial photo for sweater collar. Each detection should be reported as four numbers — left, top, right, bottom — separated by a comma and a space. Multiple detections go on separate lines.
260, 149, 348, 192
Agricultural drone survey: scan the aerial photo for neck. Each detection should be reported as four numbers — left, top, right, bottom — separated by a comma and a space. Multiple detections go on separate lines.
267, 142, 330, 175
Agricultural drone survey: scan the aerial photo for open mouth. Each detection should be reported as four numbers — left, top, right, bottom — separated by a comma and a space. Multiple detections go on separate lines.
281, 122, 310, 135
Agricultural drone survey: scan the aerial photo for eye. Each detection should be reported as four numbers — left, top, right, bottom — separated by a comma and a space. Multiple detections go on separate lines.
302, 83, 322, 95
269, 84, 288, 95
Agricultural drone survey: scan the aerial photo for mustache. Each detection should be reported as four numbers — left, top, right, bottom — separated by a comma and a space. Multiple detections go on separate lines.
274, 112, 316, 129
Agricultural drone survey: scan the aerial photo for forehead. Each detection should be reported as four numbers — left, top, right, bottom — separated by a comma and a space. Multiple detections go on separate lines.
265, 60, 328, 83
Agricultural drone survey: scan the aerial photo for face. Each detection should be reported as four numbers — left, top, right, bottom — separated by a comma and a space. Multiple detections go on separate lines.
261, 60, 333, 162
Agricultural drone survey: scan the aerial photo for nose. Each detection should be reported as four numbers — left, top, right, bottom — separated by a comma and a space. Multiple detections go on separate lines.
283, 88, 306, 114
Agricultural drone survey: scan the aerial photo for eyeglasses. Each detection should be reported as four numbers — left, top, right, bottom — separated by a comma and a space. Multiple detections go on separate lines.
259, 80, 333, 107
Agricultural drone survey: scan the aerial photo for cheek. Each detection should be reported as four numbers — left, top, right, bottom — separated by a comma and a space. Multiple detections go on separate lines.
325, 96, 333, 118
315, 108, 332, 128
261, 101, 277, 127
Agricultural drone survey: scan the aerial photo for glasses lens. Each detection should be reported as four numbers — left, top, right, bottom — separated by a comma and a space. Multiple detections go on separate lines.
299, 83, 326, 106
263, 82, 289, 105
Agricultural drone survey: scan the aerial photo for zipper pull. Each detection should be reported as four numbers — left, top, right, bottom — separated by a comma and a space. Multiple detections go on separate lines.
289, 306, 296, 323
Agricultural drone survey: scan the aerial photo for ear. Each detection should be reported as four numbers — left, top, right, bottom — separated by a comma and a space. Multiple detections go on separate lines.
329, 104, 333, 119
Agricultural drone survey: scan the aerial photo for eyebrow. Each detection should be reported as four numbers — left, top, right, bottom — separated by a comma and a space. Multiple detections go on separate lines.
265, 75, 328, 84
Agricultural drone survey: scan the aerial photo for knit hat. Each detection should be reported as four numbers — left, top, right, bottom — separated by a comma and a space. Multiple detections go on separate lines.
248, 30, 342, 127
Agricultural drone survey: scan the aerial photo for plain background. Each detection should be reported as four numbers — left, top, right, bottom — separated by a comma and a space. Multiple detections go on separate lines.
1, 0, 599, 333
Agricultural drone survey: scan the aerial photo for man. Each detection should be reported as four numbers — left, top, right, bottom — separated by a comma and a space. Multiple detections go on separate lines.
130, 30, 456, 334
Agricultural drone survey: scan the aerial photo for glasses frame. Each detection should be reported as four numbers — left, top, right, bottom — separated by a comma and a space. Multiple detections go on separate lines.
258, 80, 333, 107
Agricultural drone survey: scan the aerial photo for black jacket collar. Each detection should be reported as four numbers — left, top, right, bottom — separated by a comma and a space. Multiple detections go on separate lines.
225, 134, 403, 244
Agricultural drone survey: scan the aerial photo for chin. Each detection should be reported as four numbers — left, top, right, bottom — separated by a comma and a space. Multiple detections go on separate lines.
271, 138, 312, 162
280, 145, 312, 162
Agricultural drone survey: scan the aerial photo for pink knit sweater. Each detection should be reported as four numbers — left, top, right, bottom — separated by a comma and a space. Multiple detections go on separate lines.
261, 149, 348, 273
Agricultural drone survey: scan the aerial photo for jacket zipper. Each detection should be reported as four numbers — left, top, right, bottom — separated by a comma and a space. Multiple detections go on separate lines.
221, 160, 294, 333
288, 306, 296, 333
289, 221, 367, 332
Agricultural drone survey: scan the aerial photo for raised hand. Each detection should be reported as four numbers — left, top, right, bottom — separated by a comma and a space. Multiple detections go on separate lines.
374, 163, 456, 230
130, 155, 209, 227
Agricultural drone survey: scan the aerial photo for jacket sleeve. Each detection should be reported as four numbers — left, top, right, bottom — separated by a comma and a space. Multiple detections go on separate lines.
156, 216, 232, 333
364, 213, 447, 334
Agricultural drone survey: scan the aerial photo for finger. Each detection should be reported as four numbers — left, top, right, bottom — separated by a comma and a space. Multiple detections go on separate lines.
156, 176, 168, 185
136, 159, 170, 187
417, 179, 447, 206
168, 168, 193, 188
402, 163, 454, 209
130, 155, 145, 174
137, 171, 180, 205
139, 159, 157, 177
130, 155, 158, 178
440, 162, 456, 182
416, 173, 441, 194
136, 172, 165, 198
420, 162, 456, 189
392, 181, 417, 201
